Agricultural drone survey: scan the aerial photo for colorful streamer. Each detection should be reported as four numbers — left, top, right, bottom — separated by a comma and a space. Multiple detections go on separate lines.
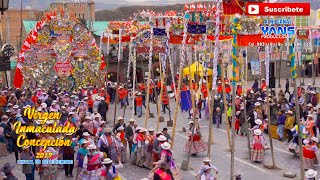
290, 36, 297, 79
231, 16, 240, 85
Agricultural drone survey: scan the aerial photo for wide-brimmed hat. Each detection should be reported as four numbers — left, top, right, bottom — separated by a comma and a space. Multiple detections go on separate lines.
102, 158, 113, 164
286, 110, 293, 115
311, 137, 319, 143
140, 128, 147, 133
137, 92, 142, 96
303, 139, 310, 145
257, 97, 262, 101
307, 114, 314, 118
148, 128, 155, 132
1, 163, 15, 174
311, 91, 316, 95
83, 132, 91, 136
254, 102, 261, 106
65, 132, 73, 136
85, 116, 92, 120
305, 169, 317, 178
254, 129, 262, 136
87, 144, 96, 150
188, 121, 194, 125
255, 119, 262, 125
161, 142, 171, 150
46, 120, 54, 125
307, 103, 313, 107
117, 126, 125, 131
157, 135, 167, 141
13, 105, 19, 109
129, 118, 136, 122
203, 157, 211, 162
118, 117, 124, 121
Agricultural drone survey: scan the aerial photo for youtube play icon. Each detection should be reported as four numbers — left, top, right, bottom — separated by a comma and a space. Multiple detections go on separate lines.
248, 5, 259, 14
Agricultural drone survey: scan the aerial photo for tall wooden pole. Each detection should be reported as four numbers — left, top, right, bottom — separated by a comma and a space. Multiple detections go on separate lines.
290, 36, 304, 179
221, 61, 231, 149
265, 44, 277, 168
230, 16, 239, 180
171, 15, 188, 150
156, 58, 165, 131
144, 26, 154, 128
113, 29, 122, 125
131, 47, 137, 119
244, 47, 251, 156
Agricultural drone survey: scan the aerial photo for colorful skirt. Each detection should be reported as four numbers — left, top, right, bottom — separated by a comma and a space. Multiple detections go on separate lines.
143, 151, 154, 169
135, 147, 146, 167
303, 149, 319, 169
119, 146, 127, 163
251, 144, 264, 162
183, 139, 208, 154
40, 165, 58, 180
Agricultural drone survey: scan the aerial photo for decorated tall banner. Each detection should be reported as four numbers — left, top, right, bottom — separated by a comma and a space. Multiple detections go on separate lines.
231, 15, 240, 85
290, 37, 297, 79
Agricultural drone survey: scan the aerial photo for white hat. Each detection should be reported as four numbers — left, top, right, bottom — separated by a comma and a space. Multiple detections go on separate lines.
118, 117, 124, 121
101, 97, 105, 101
236, 111, 241, 115
129, 118, 136, 122
303, 139, 309, 145
5, 109, 10, 113
257, 97, 262, 101
140, 128, 147, 133
203, 157, 211, 162
1, 115, 8, 119
157, 135, 167, 141
161, 142, 171, 150
119, 86, 123, 89
102, 158, 113, 164
87, 144, 97, 150
25, 105, 31, 108
136, 126, 142, 131
61, 106, 66, 109
307, 103, 313, 107
307, 114, 314, 118
137, 92, 142, 96
83, 97, 89, 100
254, 129, 262, 136
261, 78, 265, 81
255, 119, 262, 125
85, 116, 92, 120
104, 127, 112, 133
83, 132, 91, 136
254, 102, 261, 106
287, 110, 293, 115
36, 107, 42, 111
188, 121, 194, 125
65, 132, 73, 136
64, 103, 69, 106
311, 91, 316, 94
16, 113, 22, 117
148, 128, 155, 132
7, 103, 12, 106
305, 169, 317, 178
311, 137, 319, 143
117, 126, 125, 131
13, 105, 19, 109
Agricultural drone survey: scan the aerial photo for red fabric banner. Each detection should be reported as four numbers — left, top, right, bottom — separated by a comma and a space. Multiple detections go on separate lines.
222, 1, 245, 15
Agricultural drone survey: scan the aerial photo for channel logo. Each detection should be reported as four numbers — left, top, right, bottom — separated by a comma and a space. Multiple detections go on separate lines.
245, 3, 310, 16
248, 5, 259, 15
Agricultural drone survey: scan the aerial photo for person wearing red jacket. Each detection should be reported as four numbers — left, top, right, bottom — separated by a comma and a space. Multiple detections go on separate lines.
124, 88, 129, 106
31, 92, 38, 104
87, 96, 94, 113
225, 82, 231, 94
149, 83, 155, 103
118, 86, 126, 108
135, 92, 143, 117
162, 92, 170, 113
261, 78, 267, 90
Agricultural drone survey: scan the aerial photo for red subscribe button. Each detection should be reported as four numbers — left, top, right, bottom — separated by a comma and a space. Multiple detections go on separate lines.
245, 3, 310, 16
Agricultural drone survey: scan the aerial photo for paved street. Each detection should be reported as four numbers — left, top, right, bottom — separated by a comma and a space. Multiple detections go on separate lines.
1, 77, 320, 180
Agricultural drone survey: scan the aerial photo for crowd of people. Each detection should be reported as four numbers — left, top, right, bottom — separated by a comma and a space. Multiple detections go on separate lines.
0, 75, 319, 179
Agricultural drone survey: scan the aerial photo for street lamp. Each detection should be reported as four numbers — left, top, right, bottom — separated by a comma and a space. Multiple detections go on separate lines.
0, 0, 9, 15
